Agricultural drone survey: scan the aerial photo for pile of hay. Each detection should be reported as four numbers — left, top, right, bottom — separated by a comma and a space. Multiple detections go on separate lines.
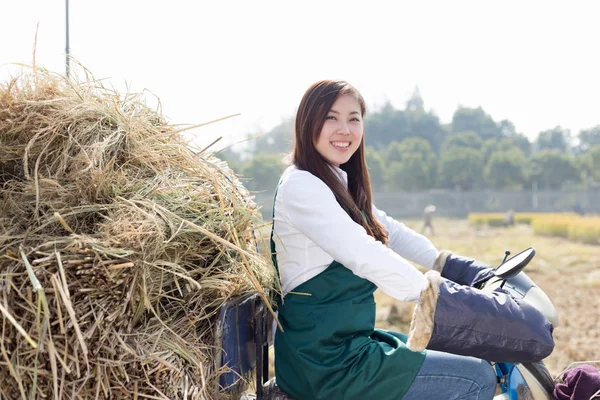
0, 67, 276, 399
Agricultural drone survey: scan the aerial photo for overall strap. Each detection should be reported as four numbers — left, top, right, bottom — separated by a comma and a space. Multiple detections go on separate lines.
270, 181, 283, 307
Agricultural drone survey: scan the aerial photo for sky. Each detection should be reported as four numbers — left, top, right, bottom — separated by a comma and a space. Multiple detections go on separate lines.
2, 0, 599, 151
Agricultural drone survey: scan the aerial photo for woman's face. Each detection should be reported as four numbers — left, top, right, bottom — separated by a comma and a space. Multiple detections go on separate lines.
314, 94, 363, 167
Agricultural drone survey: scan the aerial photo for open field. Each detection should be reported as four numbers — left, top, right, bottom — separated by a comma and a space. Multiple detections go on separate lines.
469, 212, 600, 244
374, 218, 600, 378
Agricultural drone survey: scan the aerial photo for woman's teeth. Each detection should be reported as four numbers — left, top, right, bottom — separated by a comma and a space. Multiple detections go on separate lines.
331, 142, 350, 148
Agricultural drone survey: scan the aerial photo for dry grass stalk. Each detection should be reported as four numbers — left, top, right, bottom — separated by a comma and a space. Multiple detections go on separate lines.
0, 66, 276, 399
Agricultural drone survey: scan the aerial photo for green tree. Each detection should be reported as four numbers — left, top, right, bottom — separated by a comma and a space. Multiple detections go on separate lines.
243, 154, 286, 192
365, 101, 403, 148
577, 125, 600, 153
482, 135, 532, 161
215, 148, 243, 174
529, 150, 579, 189
536, 126, 572, 153
451, 107, 502, 141
442, 131, 483, 152
484, 147, 527, 189
438, 147, 484, 190
499, 119, 518, 136
384, 138, 437, 190
482, 138, 499, 160
578, 144, 600, 187
385, 141, 404, 164
386, 155, 431, 191
246, 118, 294, 156
588, 145, 600, 183
365, 146, 385, 191
404, 110, 448, 154
501, 134, 531, 156
365, 101, 447, 154
405, 86, 424, 112
401, 138, 437, 184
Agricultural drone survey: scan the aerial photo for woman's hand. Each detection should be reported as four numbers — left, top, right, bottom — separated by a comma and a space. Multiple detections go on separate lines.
433, 250, 496, 288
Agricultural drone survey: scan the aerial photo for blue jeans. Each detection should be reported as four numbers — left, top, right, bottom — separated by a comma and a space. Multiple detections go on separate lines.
402, 350, 497, 400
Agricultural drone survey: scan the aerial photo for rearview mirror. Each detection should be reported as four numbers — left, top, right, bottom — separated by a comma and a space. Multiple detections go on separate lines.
494, 247, 536, 279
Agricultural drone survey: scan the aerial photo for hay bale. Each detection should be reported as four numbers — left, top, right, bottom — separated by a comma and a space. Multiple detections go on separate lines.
0, 67, 275, 399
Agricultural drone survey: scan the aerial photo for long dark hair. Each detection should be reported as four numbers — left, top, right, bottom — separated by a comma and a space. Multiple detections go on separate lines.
293, 80, 388, 244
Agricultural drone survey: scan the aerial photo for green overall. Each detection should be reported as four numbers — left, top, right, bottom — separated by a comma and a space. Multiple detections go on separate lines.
271, 187, 426, 400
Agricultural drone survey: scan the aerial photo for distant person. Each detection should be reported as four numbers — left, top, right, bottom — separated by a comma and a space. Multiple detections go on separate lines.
573, 203, 585, 216
503, 209, 515, 227
422, 205, 436, 235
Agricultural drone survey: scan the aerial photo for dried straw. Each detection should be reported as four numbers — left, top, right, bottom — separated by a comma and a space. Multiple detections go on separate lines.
0, 66, 276, 399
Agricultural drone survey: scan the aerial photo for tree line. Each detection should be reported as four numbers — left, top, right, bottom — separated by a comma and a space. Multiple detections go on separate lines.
219, 88, 600, 194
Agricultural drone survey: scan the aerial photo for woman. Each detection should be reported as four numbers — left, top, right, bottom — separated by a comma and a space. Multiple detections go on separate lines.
270, 80, 498, 400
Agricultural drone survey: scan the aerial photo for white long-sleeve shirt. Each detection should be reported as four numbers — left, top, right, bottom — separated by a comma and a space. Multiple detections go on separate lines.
272, 165, 439, 303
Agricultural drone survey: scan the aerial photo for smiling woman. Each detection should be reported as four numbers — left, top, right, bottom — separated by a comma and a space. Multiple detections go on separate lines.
291, 80, 386, 243
314, 94, 364, 167
269, 80, 500, 400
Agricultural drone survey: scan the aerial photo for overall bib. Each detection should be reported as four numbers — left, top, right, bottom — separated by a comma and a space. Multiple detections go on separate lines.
271, 187, 426, 400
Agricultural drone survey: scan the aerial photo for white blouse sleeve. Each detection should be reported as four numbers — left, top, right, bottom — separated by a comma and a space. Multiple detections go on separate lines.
278, 170, 426, 303
372, 205, 439, 269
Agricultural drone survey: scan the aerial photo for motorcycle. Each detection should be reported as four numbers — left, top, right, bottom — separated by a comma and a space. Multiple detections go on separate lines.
214, 247, 563, 400
481, 247, 558, 400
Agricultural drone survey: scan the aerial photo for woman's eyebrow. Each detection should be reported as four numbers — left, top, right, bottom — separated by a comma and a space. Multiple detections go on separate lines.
328, 109, 361, 115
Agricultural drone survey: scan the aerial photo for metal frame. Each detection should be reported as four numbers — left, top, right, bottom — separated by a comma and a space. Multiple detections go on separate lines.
254, 299, 271, 399
214, 293, 273, 399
